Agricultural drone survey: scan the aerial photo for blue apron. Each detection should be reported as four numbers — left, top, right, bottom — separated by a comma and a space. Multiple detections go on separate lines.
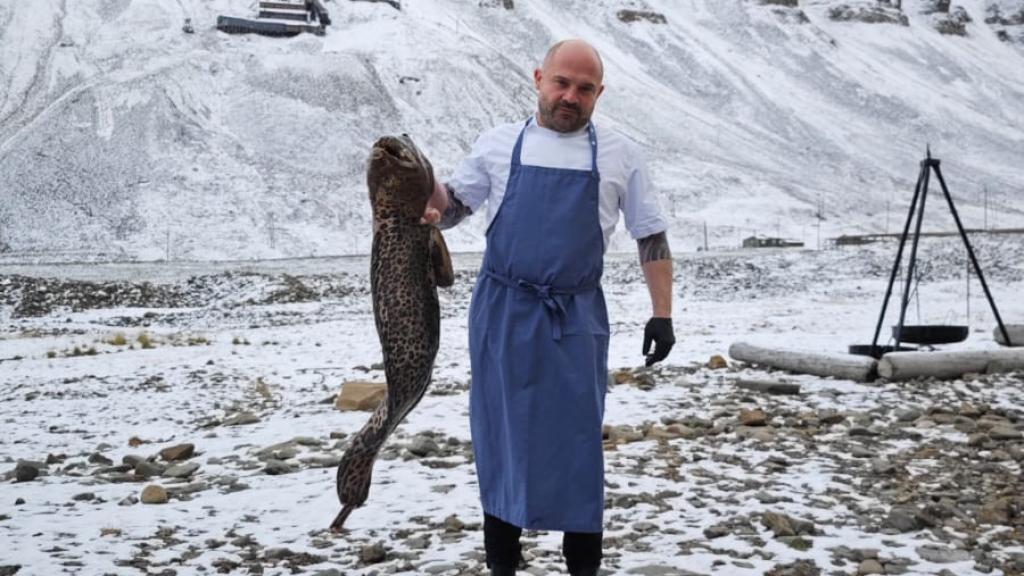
469, 118, 609, 533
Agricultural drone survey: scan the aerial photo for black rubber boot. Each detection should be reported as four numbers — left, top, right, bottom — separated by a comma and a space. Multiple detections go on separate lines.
489, 565, 516, 576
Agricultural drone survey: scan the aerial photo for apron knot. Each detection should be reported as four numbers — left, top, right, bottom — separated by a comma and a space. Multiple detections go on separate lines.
484, 270, 594, 341
515, 279, 567, 340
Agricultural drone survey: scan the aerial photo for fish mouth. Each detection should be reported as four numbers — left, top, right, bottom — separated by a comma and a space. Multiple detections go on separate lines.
372, 135, 425, 170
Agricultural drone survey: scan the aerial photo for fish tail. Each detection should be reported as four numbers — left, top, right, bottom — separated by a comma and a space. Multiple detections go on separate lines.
329, 504, 357, 533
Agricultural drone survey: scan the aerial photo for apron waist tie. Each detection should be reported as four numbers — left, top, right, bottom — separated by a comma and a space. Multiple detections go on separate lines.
482, 269, 598, 341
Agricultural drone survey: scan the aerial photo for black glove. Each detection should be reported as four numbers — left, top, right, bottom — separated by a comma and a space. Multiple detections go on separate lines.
642, 317, 675, 367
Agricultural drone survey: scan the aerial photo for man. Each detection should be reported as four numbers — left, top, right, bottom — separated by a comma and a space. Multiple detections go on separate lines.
422, 39, 675, 576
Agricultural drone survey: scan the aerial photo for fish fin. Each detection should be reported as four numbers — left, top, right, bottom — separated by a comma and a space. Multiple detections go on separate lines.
430, 227, 455, 288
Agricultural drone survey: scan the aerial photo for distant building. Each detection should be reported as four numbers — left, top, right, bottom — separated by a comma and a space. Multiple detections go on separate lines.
833, 234, 879, 246
742, 236, 805, 249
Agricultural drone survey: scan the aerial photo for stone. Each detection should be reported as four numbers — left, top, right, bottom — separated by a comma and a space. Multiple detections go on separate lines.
763, 512, 798, 537
14, 462, 40, 482
857, 559, 885, 575
359, 542, 387, 564
222, 411, 260, 426
780, 536, 812, 551
916, 545, 971, 563
703, 523, 730, 539
959, 403, 983, 418
141, 484, 169, 504
134, 460, 166, 477
645, 423, 700, 441
88, 453, 113, 466
300, 455, 341, 468
603, 424, 644, 444
989, 426, 1022, 441
256, 439, 304, 460
408, 436, 440, 457
164, 462, 200, 478
896, 409, 922, 422
740, 408, 768, 427
632, 521, 659, 533
442, 514, 465, 532
94, 464, 133, 474
765, 559, 820, 576
850, 446, 875, 459
612, 369, 636, 385
159, 444, 195, 462
336, 381, 387, 412
627, 566, 703, 575
883, 507, 922, 533
166, 481, 208, 497
424, 563, 467, 574
737, 426, 775, 443
406, 534, 431, 549
978, 496, 1022, 525
263, 460, 294, 475
967, 433, 989, 447
611, 368, 658, 389
707, 354, 728, 369
736, 379, 800, 395
122, 454, 144, 467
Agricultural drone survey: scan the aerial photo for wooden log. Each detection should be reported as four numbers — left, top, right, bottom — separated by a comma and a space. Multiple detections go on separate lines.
993, 325, 1024, 347
878, 349, 1024, 381
728, 342, 877, 382
734, 379, 802, 395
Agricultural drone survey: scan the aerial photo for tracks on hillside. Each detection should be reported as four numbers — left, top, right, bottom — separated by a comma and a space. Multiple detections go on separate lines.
0, 0, 68, 160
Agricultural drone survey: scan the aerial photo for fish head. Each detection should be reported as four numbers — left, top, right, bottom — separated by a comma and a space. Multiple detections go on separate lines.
367, 134, 435, 222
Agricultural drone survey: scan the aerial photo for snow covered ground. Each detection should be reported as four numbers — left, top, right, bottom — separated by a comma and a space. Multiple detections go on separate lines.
2, 237, 1023, 575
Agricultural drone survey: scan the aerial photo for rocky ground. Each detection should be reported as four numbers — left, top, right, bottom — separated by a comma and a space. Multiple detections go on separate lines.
1, 239, 1023, 575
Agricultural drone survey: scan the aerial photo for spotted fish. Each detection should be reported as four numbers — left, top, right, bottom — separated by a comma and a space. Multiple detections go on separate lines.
330, 135, 454, 532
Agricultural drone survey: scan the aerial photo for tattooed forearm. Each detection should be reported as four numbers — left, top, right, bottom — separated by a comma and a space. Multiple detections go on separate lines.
637, 232, 672, 264
438, 184, 473, 230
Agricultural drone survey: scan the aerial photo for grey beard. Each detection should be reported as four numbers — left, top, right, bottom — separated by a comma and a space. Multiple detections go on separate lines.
538, 103, 587, 133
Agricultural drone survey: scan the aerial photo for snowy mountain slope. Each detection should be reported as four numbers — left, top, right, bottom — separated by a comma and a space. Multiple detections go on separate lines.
0, 0, 1022, 260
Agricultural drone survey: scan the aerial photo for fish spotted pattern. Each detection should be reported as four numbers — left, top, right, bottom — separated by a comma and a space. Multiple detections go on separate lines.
330, 135, 454, 532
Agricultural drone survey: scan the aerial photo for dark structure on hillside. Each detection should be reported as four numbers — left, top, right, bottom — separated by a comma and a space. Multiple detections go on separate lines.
742, 235, 805, 249
217, 0, 330, 37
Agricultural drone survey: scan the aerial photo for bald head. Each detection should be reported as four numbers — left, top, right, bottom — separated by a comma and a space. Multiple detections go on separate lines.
541, 39, 604, 84
533, 39, 606, 133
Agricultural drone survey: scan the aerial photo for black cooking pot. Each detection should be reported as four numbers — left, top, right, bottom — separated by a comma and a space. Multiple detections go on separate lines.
891, 325, 969, 345
848, 344, 917, 359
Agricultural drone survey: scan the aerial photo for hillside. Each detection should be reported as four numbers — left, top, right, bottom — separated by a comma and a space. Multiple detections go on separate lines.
1, 0, 1023, 260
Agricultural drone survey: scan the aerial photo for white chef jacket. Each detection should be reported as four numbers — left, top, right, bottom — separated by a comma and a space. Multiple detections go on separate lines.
448, 116, 668, 249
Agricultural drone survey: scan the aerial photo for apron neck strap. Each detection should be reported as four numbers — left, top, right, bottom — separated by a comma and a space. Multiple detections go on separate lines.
586, 122, 598, 175
511, 117, 599, 176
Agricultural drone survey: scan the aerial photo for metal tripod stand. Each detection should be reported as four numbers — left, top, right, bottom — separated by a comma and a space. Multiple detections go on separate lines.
869, 149, 1014, 353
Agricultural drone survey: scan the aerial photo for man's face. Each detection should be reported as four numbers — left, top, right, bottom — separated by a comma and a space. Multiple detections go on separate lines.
534, 44, 605, 133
